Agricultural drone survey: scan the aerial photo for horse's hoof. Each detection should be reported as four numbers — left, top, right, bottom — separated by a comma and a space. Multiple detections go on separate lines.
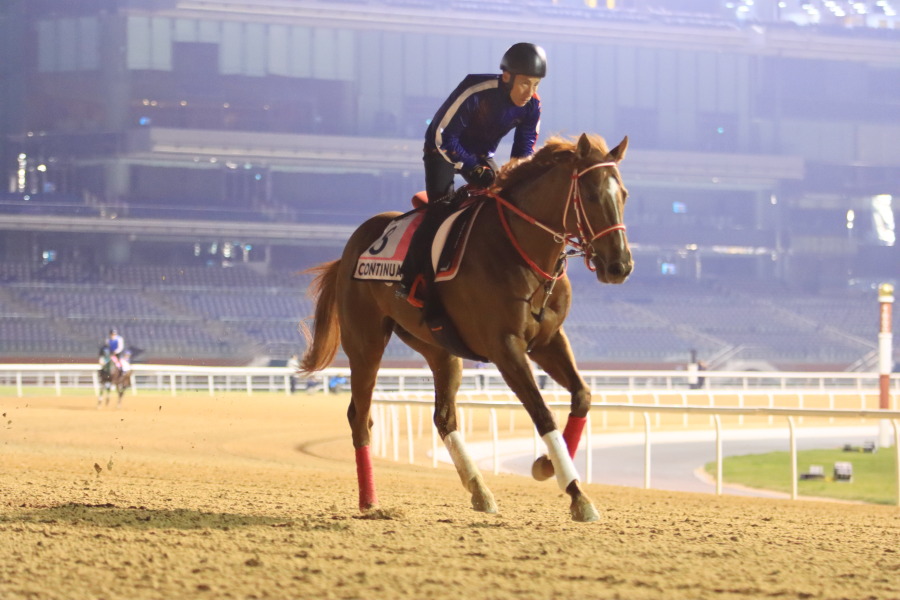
570, 494, 600, 523
471, 492, 498, 514
468, 477, 498, 514
471, 488, 498, 514
531, 455, 555, 481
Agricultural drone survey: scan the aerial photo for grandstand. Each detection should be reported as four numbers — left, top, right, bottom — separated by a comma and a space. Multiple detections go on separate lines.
0, 259, 890, 370
0, 0, 896, 369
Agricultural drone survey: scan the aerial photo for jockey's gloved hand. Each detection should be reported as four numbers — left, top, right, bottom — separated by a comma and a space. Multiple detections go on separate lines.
463, 163, 496, 188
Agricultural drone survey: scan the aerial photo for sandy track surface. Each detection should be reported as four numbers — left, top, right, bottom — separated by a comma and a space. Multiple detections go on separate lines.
1, 391, 898, 600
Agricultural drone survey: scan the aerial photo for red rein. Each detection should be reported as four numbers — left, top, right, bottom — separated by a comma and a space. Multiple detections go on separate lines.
487, 160, 625, 280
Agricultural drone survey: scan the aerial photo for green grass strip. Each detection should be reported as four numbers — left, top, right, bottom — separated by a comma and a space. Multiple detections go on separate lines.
706, 448, 898, 505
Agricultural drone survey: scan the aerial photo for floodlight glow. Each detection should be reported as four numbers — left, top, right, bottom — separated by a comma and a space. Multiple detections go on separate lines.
872, 195, 895, 246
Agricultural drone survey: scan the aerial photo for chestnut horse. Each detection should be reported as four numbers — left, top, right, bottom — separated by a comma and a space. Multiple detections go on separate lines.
300, 133, 632, 522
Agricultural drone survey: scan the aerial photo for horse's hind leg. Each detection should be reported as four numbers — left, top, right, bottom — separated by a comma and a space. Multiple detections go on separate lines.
346, 363, 380, 511
394, 329, 497, 514
342, 313, 394, 512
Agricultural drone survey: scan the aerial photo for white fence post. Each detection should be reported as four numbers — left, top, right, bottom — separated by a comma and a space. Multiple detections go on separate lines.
390, 405, 399, 462
405, 405, 414, 464
490, 408, 498, 475
643, 411, 651, 490
585, 412, 593, 485
788, 416, 798, 501
714, 414, 723, 495
370, 404, 380, 457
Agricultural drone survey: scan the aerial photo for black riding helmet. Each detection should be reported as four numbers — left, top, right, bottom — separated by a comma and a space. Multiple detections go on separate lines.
500, 42, 547, 78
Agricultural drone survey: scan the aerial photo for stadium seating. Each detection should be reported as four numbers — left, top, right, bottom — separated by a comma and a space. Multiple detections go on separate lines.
0, 260, 891, 370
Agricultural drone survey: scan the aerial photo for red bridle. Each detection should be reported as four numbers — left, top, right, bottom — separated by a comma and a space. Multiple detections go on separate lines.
486, 160, 626, 280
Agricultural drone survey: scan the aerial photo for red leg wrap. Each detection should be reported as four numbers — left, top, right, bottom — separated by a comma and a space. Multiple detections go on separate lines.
355, 446, 377, 511
562, 415, 587, 458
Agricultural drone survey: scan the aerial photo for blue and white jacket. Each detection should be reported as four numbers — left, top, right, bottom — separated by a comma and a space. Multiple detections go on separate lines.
107, 334, 125, 356
425, 74, 541, 173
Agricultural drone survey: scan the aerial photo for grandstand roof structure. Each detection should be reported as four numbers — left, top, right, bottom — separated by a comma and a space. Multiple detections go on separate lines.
0, 0, 896, 367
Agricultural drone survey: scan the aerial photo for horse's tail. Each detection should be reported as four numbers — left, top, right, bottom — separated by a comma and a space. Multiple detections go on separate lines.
299, 260, 342, 374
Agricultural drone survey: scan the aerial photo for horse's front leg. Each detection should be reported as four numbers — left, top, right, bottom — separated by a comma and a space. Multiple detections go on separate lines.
528, 327, 591, 481
396, 329, 497, 514
493, 335, 598, 522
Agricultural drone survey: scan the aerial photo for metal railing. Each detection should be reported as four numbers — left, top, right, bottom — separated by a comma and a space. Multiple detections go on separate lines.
369, 391, 900, 506
2, 364, 898, 397
3, 362, 897, 504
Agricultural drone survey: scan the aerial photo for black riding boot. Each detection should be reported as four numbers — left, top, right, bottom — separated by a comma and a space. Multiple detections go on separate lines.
396, 199, 452, 301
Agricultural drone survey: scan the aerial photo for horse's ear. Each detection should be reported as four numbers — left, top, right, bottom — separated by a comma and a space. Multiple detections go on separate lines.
607, 136, 629, 163
576, 133, 593, 160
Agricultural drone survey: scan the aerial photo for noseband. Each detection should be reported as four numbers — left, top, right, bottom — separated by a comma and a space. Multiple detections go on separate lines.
487, 159, 626, 280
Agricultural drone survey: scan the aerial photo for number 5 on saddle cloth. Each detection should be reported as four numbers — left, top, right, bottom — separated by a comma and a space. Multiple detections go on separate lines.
353, 193, 488, 362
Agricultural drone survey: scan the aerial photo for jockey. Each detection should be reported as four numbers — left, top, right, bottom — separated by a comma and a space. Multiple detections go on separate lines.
106, 328, 125, 368
396, 42, 547, 302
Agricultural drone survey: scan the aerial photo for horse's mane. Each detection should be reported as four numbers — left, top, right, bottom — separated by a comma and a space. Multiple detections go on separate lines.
495, 134, 610, 192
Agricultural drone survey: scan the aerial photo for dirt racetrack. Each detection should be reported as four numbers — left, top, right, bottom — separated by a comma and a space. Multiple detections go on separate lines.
1, 390, 898, 600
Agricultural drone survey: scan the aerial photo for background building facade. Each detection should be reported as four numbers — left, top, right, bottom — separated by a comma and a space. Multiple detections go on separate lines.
0, 0, 897, 366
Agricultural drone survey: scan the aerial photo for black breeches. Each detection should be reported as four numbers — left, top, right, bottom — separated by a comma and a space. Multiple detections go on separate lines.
423, 152, 456, 203
400, 153, 458, 285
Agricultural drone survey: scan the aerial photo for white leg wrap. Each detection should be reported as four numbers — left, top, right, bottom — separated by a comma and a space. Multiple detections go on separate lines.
543, 429, 579, 491
444, 431, 479, 489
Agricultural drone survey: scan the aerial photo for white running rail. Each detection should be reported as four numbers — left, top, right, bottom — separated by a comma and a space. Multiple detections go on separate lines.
2, 364, 898, 397
370, 391, 900, 506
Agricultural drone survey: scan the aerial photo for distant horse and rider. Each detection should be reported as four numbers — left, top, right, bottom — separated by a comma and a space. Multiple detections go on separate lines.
300, 133, 632, 522
97, 328, 132, 408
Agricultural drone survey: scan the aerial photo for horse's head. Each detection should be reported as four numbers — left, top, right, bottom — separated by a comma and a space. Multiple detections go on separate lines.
570, 133, 633, 284
493, 133, 634, 284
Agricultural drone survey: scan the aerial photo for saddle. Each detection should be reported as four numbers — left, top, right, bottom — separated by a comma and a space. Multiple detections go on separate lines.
353, 190, 483, 285
353, 190, 489, 362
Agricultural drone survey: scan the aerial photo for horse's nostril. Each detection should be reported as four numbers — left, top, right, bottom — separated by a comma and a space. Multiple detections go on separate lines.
608, 262, 625, 277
